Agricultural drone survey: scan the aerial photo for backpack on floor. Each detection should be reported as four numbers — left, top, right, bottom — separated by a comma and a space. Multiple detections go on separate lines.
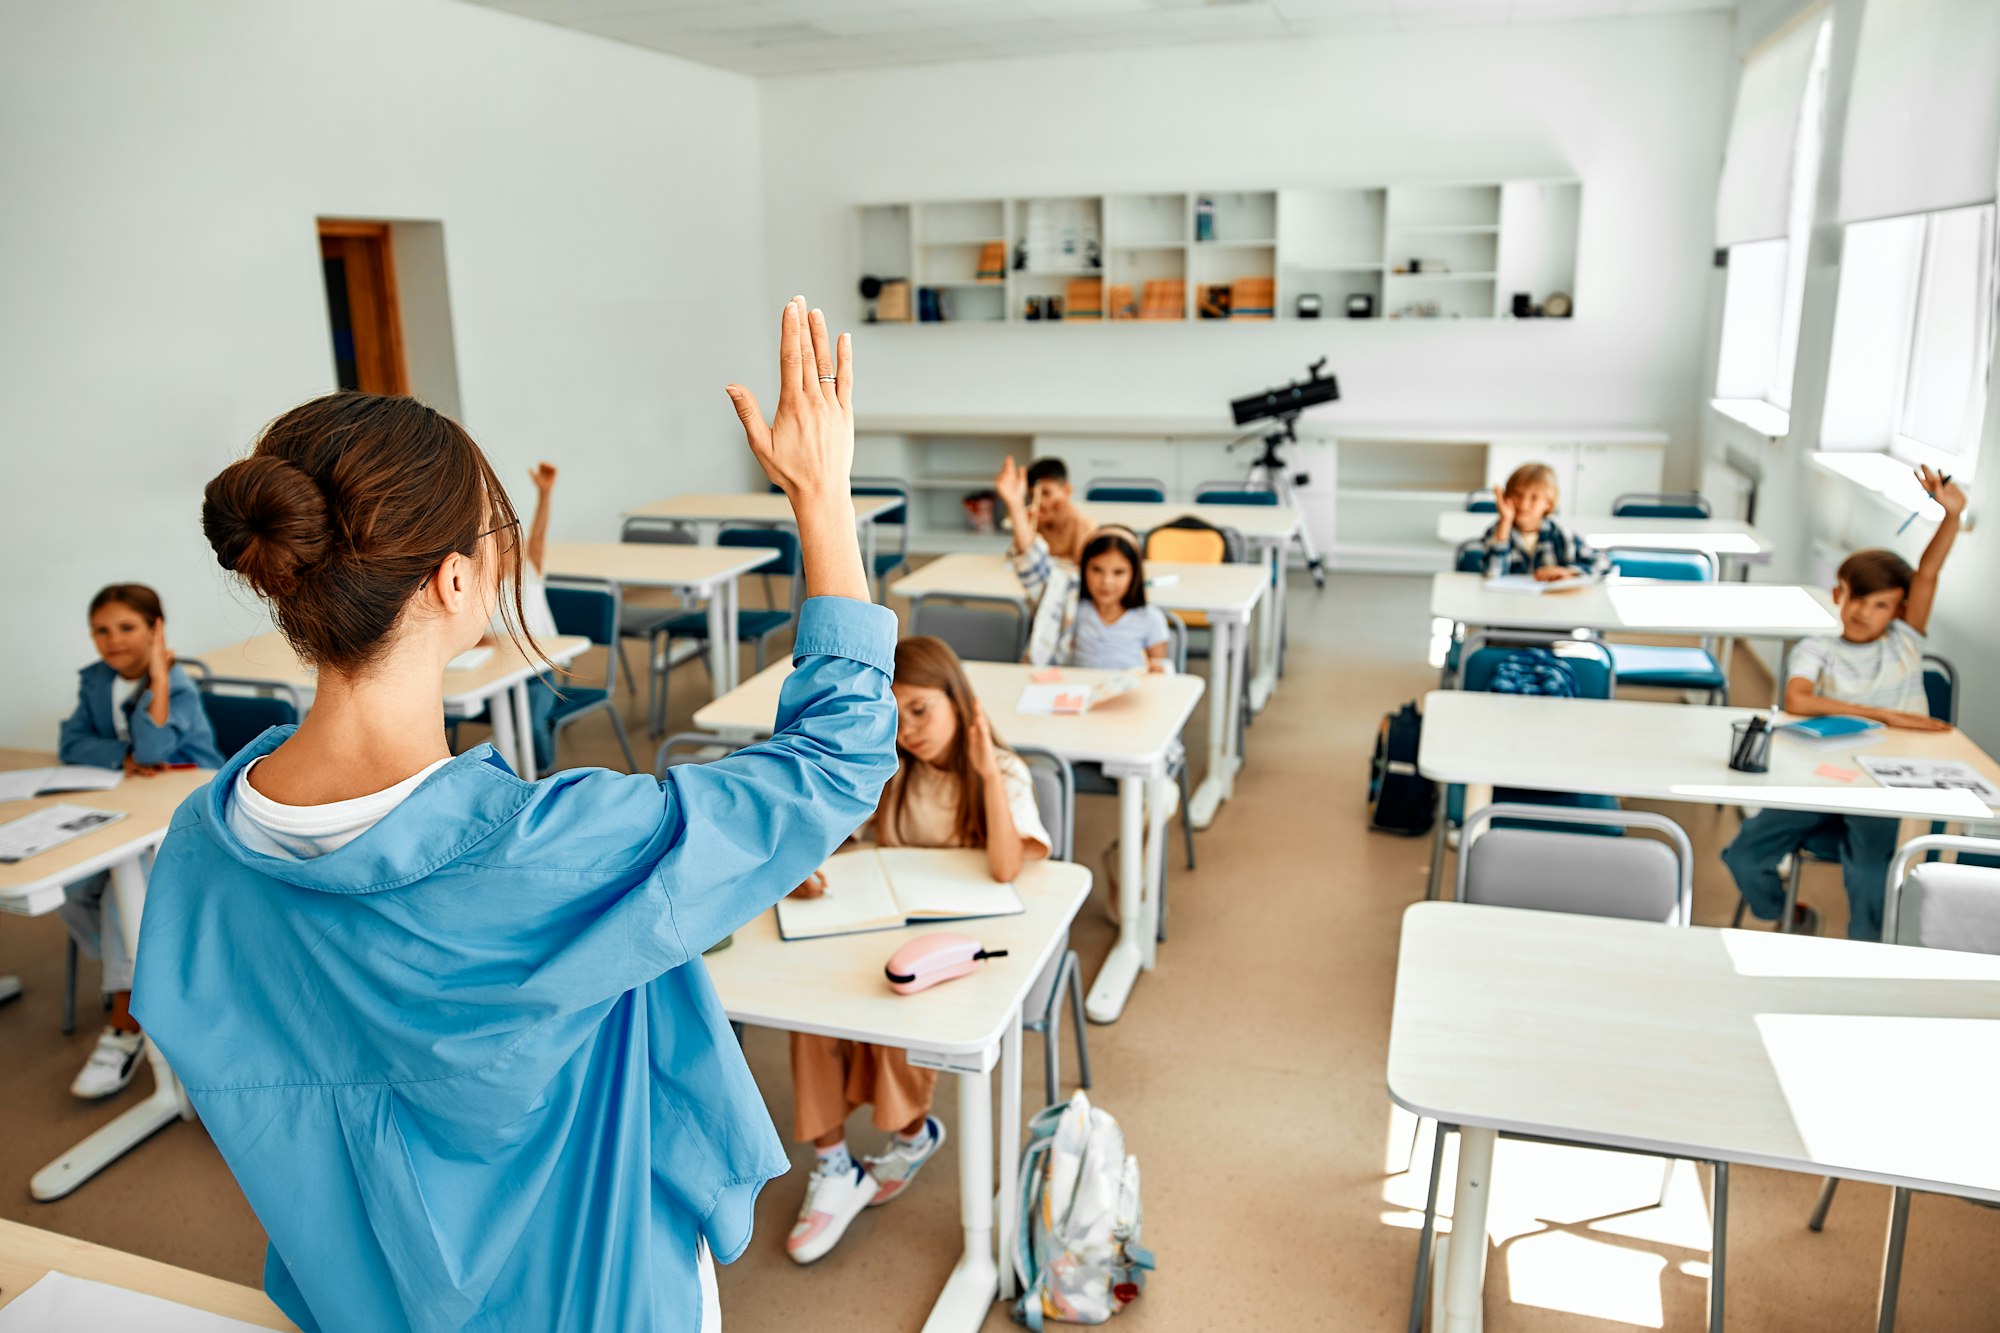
1012, 1090, 1153, 1328
1369, 701, 1437, 837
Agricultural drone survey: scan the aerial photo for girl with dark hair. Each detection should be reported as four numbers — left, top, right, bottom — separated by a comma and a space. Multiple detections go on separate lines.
131, 299, 897, 1333
783, 635, 1050, 1264
56, 582, 221, 1100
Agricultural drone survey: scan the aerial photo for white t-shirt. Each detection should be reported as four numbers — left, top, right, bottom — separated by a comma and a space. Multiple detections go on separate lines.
490, 563, 559, 641
1070, 602, 1169, 673
1787, 619, 1928, 716
224, 753, 726, 1328
226, 755, 453, 859
110, 674, 143, 741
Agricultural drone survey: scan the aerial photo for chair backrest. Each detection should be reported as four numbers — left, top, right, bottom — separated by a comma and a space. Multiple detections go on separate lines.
1086, 478, 1168, 504
720, 526, 804, 609
621, 517, 695, 546
198, 681, 304, 760
1606, 545, 1718, 583
1612, 491, 1712, 520
852, 479, 912, 561
1161, 609, 1189, 673
1464, 489, 1498, 514
1885, 834, 2000, 950
1193, 482, 1278, 507
912, 596, 1027, 663
1453, 538, 1487, 574
1922, 653, 1958, 725
1146, 515, 1243, 564
1461, 631, 1616, 699
1457, 803, 1695, 925
653, 731, 754, 778
545, 579, 622, 690
1015, 745, 1076, 861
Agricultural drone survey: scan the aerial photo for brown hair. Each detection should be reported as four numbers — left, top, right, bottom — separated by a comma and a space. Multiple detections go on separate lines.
1837, 548, 1915, 599
1504, 463, 1560, 498
877, 636, 1013, 850
201, 393, 530, 674
89, 583, 164, 625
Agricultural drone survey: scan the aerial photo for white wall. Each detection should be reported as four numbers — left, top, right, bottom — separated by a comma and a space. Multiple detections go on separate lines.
760, 15, 1731, 461
0, 0, 767, 746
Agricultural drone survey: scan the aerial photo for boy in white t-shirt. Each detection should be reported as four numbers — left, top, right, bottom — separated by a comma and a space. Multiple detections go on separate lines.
1722, 466, 1967, 940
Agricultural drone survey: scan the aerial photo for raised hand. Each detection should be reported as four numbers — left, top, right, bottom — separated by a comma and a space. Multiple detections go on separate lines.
995, 456, 1029, 512
1492, 485, 1517, 531
725, 297, 853, 504
149, 617, 174, 678
529, 462, 558, 494
1918, 465, 1967, 519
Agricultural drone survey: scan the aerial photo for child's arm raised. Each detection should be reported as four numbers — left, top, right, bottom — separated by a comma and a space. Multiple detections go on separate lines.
525, 463, 556, 576
1902, 465, 1966, 635
995, 457, 1035, 557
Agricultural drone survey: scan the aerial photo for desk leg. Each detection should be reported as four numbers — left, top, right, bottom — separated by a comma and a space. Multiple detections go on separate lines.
921, 1062, 1000, 1333
1085, 777, 1147, 1024
31, 855, 192, 1202
1189, 615, 1237, 829
1249, 544, 1280, 713
490, 694, 522, 778
707, 581, 733, 698
998, 1015, 1022, 1303
1142, 776, 1169, 972
512, 682, 536, 781
1436, 1125, 1493, 1333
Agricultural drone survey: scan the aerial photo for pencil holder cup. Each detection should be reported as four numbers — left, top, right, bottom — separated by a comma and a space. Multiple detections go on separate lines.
1728, 721, 1772, 774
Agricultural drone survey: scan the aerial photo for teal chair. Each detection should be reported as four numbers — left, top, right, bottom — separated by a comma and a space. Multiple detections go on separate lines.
1193, 483, 1277, 507
1464, 488, 1498, 514
853, 478, 912, 602
1086, 479, 1168, 504
544, 580, 639, 772
1613, 491, 1712, 520
1603, 546, 1729, 704
657, 527, 803, 680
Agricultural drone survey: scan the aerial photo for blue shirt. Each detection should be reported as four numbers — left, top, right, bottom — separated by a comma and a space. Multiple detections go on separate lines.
131, 597, 899, 1333
59, 660, 224, 770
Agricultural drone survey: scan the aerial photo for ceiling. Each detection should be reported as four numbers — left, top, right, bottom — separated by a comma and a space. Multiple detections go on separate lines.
462, 0, 1733, 76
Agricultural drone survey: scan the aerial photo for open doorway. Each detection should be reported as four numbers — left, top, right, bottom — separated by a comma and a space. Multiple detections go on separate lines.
319, 219, 408, 395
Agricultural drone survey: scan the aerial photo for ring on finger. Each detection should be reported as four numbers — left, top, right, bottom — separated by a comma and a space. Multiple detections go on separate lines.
818, 375, 837, 383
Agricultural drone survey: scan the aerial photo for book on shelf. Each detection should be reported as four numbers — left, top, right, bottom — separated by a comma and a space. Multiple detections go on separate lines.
976, 241, 1007, 283
774, 847, 1024, 941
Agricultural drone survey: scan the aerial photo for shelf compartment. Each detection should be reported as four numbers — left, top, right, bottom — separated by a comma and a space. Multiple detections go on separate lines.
1014, 196, 1103, 275
1387, 183, 1502, 229
1193, 190, 1277, 245
915, 199, 1006, 245
1107, 193, 1188, 247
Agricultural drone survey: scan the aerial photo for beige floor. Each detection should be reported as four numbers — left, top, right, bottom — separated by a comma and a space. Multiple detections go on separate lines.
4, 570, 1997, 1331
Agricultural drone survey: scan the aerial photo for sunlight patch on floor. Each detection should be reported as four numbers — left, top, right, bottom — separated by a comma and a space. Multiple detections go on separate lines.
1505, 1230, 1668, 1327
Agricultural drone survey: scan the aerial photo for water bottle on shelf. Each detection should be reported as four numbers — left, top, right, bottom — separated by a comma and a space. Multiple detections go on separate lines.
1195, 196, 1214, 243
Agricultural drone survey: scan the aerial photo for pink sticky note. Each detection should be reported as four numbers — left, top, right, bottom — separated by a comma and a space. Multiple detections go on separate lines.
1030, 669, 1063, 683
1815, 762, 1862, 782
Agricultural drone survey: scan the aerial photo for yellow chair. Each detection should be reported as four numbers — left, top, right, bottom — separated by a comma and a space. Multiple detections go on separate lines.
1144, 524, 1228, 629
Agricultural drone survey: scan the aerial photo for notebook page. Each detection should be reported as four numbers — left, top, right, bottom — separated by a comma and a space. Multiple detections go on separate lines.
0, 805, 127, 863
774, 847, 906, 940
882, 847, 1026, 921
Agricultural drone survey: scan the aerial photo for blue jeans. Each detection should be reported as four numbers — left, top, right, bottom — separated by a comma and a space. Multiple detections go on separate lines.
1721, 808, 1899, 941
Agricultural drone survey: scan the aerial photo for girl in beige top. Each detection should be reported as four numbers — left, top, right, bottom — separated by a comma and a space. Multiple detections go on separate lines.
783, 636, 1051, 1266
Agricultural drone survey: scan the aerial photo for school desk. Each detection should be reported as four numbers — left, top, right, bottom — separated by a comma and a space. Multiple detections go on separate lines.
1078, 499, 1302, 715
1428, 572, 1837, 640
705, 855, 1091, 1333
0, 1217, 294, 1328
890, 553, 1264, 829
1416, 691, 2000, 897
1389, 902, 2000, 1332
621, 492, 902, 601
185, 632, 590, 780
694, 659, 1204, 1024
1434, 512, 1778, 569
0, 749, 210, 1202
541, 541, 778, 718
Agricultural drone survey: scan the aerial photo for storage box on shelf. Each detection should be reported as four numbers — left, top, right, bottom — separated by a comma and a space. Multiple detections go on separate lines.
861, 179, 1579, 325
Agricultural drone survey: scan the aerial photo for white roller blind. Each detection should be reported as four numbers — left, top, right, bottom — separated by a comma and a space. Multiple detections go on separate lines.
1838, 0, 2000, 224
1716, 16, 1822, 246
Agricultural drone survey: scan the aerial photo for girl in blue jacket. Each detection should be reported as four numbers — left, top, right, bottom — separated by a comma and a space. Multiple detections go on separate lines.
57, 582, 222, 1100
133, 299, 893, 1333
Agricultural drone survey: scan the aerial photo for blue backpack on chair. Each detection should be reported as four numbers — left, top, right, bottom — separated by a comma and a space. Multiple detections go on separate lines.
1487, 649, 1579, 698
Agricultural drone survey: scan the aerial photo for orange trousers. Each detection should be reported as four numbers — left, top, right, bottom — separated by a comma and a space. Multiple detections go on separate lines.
789, 1034, 938, 1143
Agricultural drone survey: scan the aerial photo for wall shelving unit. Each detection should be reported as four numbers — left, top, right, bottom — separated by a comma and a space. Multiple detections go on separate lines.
858, 179, 1581, 324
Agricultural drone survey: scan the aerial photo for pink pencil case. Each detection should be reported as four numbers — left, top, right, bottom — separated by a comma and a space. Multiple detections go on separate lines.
884, 933, 1010, 995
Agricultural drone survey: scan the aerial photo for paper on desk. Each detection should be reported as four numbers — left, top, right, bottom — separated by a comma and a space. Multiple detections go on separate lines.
0, 1271, 273, 1332
0, 805, 126, 863
0, 766, 122, 803
1814, 762, 1863, 782
1482, 573, 1600, 595
1017, 683, 1090, 715
1858, 757, 2000, 803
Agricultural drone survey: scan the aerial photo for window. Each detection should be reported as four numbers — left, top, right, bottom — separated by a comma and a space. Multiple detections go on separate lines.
1713, 17, 1831, 420
1897, 206, 1995, 469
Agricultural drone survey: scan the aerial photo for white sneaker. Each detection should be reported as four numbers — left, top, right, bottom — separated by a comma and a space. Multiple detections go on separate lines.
71, 1028, 145, 1100
786, 1153, 878, 1264
864, 1116, 947, 1207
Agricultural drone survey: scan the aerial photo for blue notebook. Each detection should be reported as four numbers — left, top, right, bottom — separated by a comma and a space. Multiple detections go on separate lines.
1777, 715, 1887, 748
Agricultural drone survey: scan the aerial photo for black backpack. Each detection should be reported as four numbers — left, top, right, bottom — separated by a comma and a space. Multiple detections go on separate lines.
1368, 701, 1437, 836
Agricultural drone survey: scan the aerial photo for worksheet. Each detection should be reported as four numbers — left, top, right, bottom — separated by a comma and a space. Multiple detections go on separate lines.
0, 805, 127, 863
0, 1270, 272, 1332
1858, 758, 2000, 803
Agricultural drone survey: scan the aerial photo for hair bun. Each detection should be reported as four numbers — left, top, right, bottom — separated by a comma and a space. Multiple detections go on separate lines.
203, 455, 331, 598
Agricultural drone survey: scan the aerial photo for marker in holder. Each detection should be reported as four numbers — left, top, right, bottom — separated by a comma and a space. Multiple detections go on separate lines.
1729, 717, 1772, 774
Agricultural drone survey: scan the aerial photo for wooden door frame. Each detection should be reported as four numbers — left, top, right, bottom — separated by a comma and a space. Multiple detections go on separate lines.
318, 219, 408, 395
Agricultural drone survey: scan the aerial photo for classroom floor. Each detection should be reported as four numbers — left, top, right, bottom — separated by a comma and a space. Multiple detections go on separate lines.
5, 570, 1998, 1331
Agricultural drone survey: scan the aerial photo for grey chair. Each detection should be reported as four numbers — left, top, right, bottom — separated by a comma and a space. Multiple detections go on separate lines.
619, 517, 702, 737
1805, 832, 2000, 1333
1414, 804, 1724, 1333
911, 595, 1028, 662
1016, 746, 1091, 1110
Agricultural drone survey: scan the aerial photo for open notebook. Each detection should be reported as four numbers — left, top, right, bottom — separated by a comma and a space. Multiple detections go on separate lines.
1481, 573, 1601, 595
775, 847, 1025, 941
